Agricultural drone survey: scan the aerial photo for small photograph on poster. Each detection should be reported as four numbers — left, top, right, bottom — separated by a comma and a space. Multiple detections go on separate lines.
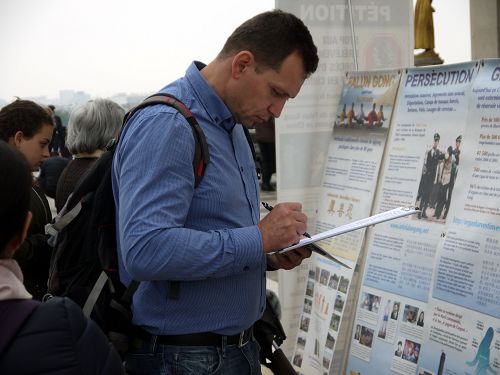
402, 339, 421, 364
334, 294, 345, 312
296, 333, 307, 349
394, 339, 404, 357
293, 350, 304, 367
418, 368, 435, 375
319, 268, 330, 285
303, 298, 312, 314
325, 332, 336, 350
354, 323, 362, 340
308, 268, 316, 280
359, 326, 374, 348
328, 273, 340, 290
414, 133, 462, 223
378, 298, 393, 339
305, 280, 315, 297
334, 102, 389, 130
313, 338, 321, 357
330, 313, 341, 332
416, 310, 425, 327
339, 275, 350, 293
391, 301, 401, 320
323, 349, 333, 370
360, 291, 381, 312
300, 316, 310, 332
402, 304, 419, 324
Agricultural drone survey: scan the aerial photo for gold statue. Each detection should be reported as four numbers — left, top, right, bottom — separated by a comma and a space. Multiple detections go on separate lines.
414, 0, 443, 66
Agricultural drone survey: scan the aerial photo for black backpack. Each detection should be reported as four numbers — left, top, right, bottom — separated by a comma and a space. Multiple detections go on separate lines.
45, 93, 259, 357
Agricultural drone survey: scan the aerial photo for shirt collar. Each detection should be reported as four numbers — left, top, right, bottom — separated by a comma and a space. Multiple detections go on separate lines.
186, 61, 235, 132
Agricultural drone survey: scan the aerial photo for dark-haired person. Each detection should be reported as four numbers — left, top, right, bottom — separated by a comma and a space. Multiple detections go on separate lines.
113, 10, 318, 374
0, 141, 124, 374
255, 118, 276, 191
0, 99, 53, 300
47, 104, 66, 155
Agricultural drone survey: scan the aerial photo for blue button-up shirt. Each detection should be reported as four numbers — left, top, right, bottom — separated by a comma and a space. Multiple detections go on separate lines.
112, 62, 266, 335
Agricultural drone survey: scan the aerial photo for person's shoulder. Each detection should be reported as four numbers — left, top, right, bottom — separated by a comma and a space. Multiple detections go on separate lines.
2, 297, 124, 374
29, 296, 87, 328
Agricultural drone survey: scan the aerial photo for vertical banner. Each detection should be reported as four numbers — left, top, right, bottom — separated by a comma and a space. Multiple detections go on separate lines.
275, 0, 414, 359
346, 62, 479, 375
291, 70, 401, 375
417, 59, 500, 375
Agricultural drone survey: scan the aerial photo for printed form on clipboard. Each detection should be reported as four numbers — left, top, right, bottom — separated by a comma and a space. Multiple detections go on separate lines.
274, 206, 420, 269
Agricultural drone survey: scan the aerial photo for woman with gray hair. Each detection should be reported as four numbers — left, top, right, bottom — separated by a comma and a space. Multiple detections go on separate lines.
55, 98, 124, 212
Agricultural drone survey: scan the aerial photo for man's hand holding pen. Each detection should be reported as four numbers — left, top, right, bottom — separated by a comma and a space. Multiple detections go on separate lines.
258, 202, 312, 270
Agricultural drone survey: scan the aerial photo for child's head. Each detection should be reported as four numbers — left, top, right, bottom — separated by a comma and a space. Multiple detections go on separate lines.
0, 140, 33, 258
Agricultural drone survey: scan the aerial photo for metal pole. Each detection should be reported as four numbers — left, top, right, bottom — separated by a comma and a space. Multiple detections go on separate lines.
347, 0, 359, 70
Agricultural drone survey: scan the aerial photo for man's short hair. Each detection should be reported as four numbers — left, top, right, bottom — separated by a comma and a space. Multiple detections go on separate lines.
0, 141, 32, 253
219, 10, 318, 77
0, 99, 53, 142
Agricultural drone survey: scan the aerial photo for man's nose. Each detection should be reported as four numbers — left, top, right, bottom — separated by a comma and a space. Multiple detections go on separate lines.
268, 98, 287, 118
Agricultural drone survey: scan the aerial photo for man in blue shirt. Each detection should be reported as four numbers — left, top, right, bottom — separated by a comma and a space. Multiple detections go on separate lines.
112, 10, 318, 374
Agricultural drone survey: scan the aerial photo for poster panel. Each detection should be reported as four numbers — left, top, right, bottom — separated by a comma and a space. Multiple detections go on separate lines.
416, 59, 500, 375
290, 69, 400, 375
346, 62, 480, 375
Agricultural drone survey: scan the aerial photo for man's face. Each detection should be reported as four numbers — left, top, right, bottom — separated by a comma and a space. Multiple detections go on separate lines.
433, 139, 439, 148
228, 51, 306, 127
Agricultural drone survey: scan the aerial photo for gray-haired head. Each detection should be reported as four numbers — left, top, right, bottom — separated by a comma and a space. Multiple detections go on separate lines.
66, 98, 125, 154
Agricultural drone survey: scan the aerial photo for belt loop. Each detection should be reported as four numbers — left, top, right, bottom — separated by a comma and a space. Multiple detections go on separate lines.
150, 335, 158, 353
221, 336, 227, 357
238, 331, 245, 348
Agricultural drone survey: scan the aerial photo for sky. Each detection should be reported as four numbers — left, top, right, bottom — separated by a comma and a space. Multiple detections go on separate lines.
0, 0, 470, 102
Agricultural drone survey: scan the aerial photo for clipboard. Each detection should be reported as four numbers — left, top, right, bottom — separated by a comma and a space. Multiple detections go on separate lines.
274, 206, 420, 268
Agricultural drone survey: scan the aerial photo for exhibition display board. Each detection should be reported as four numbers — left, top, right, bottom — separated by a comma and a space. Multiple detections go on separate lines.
288, 59, 500, 375
346, 61, 480, 375
274, 0, 414, 360
290, 69, 401, 374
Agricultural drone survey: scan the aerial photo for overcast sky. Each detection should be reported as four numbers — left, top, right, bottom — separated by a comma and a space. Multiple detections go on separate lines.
0, 0, 470, 102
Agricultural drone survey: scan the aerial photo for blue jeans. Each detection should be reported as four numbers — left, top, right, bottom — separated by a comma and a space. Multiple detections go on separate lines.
125, 336, 262, 375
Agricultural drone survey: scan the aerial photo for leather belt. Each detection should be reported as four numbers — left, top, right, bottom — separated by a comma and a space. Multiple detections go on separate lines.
133, 326, 253, 348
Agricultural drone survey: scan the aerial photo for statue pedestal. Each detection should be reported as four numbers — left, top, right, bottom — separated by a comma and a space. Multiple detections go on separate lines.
414, 49, 444, 66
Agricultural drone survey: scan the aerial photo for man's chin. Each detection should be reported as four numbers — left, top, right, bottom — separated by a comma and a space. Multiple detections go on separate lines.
238, 116, 268, 127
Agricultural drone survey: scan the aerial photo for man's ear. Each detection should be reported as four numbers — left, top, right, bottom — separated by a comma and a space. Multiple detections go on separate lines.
231, 51, 255, 79
3, 212, 32, 259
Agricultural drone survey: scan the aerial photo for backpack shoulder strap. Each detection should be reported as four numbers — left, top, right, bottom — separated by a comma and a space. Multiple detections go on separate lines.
123, 93, 210, 187
0, 299, 40, 355
241, 125, 261, 181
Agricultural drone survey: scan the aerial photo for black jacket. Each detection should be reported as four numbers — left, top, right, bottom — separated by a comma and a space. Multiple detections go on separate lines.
14, 185, 53, 300
0, 297, 124, 374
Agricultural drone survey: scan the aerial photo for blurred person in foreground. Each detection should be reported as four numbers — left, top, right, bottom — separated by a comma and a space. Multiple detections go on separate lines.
0, 140, 124, 374
55, 98, 124, 212
113, 10, 318, 374
255, 117, 276, 191
38, 152, 70, 199
0, 99, 53, 300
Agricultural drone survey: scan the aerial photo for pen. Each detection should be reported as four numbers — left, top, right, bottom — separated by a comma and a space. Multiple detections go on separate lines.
261, 201, 312, 238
